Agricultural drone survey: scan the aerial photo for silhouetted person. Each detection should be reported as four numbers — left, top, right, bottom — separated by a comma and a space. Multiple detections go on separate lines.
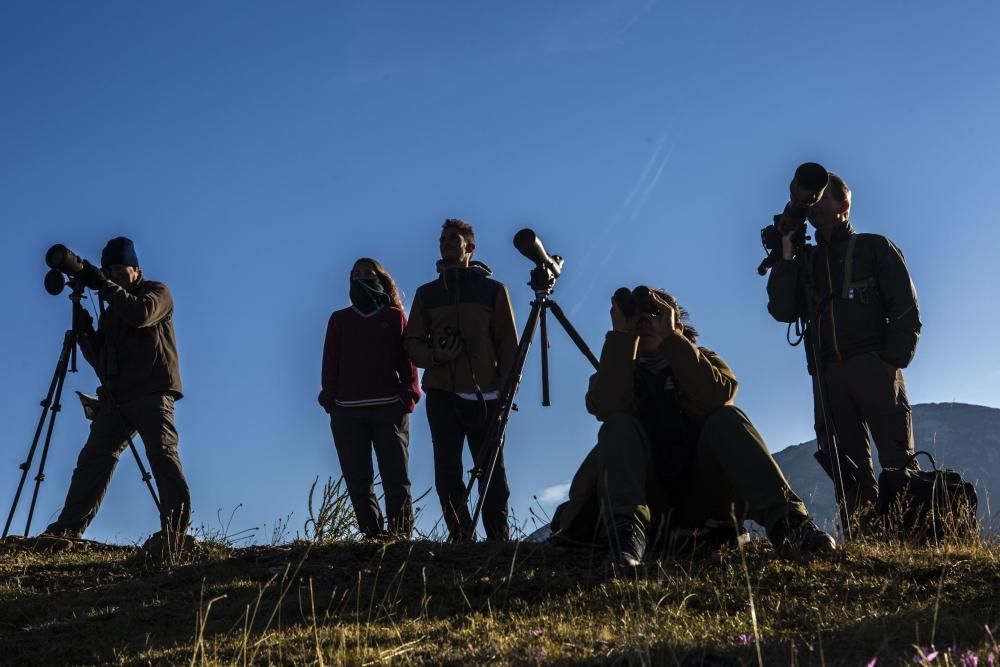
40, 237, 190, 544
319, 257, 420, 540
550, 287, 834, 569
404, 219, 518, 542
767, 171, 921, 532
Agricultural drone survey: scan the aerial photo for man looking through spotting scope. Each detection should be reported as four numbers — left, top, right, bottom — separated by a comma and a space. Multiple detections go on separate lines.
404, 219, 518, 542
766, 167, 921, 534
36, 237, 191, 548
548, 286, 834, 568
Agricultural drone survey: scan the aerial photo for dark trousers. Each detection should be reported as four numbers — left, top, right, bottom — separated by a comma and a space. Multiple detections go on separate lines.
425, 390, 509, 541
330, 403, 413, 538
813, 351, 915, 521
47, 394, 190, 538
601, 407, 807, 534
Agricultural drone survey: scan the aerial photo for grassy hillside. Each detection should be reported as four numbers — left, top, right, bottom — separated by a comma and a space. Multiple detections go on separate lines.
2, 535, 999, 665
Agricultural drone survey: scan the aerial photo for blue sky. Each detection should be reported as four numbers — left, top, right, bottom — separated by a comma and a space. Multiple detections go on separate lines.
2, 2, 998, 543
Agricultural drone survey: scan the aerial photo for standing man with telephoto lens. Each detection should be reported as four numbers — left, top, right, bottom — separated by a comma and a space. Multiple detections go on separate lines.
37, 237, 191, 551
766, 168, 921, 534
404, 219, 518, 542
318, 258, 420, 540
549, 287, 834, 571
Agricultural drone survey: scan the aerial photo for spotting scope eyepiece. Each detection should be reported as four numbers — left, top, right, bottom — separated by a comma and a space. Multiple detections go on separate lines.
513, 229, 562, 278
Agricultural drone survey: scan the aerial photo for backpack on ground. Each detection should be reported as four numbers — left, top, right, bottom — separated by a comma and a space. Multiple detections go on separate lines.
876, 451, 978, 541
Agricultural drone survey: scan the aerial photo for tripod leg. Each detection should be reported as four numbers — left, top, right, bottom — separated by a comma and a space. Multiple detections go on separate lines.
540, 306, 550, 406
546, 300, 599, 369
807, 322, 853, 542
3, 334, 74, 537
464, 299, 542, 535
126, 437, 161, 512
23, 338, 74, 537
3, 331, 76, 537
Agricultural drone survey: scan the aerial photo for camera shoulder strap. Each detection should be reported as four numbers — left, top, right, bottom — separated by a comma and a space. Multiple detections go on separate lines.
840, 234, 860, 299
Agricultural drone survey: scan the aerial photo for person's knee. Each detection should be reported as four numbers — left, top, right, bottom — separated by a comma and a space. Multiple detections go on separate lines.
77, 441, 123, 466
700, 405, 745, 434
699, 405, 757, 453
597, 414, 645, 449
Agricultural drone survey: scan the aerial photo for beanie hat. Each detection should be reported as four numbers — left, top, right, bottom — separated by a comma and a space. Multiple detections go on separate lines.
101, 237, 139, 268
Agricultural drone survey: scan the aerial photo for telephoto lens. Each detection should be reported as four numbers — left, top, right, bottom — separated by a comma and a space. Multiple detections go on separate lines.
45, 244, 85, 276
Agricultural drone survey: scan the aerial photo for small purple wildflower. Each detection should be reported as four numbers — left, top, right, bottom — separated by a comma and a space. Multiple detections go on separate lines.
961, 653, 979, 667
530, 628, 544, 638
867, 658, 877, 667
988, 651, 996, 666
530, 646, 546, 662
738, 634, 754, 647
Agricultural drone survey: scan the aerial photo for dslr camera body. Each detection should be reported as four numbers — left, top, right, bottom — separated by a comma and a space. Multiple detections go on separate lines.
757, 162, 830, 275
436, 326, 463, 349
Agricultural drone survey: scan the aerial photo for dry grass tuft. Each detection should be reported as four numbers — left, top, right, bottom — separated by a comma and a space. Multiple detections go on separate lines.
2, 530, 1000, 665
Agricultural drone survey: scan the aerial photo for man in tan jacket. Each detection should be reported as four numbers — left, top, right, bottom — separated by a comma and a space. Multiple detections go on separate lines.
404, 219, 518, 541
550, 287, 832, 567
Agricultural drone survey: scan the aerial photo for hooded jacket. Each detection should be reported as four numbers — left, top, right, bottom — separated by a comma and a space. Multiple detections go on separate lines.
77, 278, 183, 401
766, 222, 921, 370
403, 260, 518, 394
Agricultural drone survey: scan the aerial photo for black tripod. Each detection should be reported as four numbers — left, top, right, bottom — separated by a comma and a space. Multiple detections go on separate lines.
801, 310, 855, 542
3, 286, 160, 539
463, 260, 599, 538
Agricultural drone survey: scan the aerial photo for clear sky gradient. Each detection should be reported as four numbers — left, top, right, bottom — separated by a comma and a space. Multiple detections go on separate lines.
2, 2, 998, 543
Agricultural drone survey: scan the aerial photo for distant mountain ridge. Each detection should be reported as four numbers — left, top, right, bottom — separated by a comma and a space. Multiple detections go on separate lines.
773, 403, 1000, 531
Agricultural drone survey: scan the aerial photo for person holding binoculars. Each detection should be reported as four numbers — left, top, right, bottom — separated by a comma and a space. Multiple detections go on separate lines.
549, 286, 834, 569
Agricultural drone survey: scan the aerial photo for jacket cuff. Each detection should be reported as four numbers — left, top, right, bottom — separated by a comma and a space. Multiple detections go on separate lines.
317, 389, 335, 411
399, 391, 419, 412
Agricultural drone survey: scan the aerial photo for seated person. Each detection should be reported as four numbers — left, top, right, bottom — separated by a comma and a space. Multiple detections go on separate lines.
549, 287, 834, 567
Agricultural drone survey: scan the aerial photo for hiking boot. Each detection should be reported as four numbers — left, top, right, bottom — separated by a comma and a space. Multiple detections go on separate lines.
138, 530, 201, 564
610, 520, 646, 568
769, 514, 836, 554
26, 531, 80, 553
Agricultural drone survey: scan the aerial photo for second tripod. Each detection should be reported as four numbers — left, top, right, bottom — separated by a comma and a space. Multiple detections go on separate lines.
462, 230, 599, 539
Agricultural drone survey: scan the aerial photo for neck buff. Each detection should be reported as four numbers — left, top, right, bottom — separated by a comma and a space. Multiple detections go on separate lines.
350, 278, 390, 313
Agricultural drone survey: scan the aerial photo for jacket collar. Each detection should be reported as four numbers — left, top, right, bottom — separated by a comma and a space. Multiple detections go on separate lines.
435, 259, 493, 279
817, 221, 855, 246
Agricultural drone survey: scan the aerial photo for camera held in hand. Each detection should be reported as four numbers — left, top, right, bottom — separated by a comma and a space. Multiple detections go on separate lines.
437, 326, 463, 349
756, 162, 829, 276
613, 286, 657, 318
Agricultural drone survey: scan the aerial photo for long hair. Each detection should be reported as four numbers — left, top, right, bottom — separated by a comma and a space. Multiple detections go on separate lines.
353, 257, 404, 309
650, 288, 698, 343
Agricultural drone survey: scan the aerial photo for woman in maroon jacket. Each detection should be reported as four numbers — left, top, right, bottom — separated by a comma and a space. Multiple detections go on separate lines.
319, 258, 421, 539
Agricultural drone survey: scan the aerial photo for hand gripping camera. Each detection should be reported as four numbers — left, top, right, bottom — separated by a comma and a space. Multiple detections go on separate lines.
756, 162, 829, 276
